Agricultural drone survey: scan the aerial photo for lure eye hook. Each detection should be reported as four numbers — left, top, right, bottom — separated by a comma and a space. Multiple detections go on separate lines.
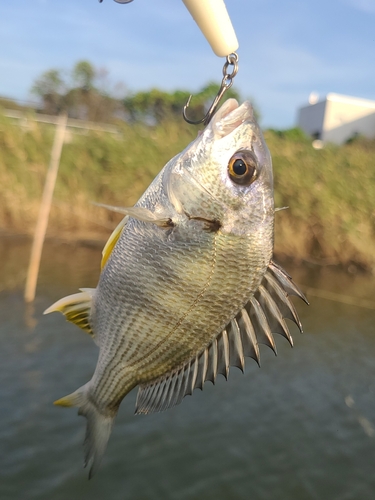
182, 52, 239, 126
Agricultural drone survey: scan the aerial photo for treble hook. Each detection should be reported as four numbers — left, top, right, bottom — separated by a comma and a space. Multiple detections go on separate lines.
183, 52, 239, 126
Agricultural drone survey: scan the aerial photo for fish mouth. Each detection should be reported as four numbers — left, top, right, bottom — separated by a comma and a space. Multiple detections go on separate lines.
211, 99, 254, 138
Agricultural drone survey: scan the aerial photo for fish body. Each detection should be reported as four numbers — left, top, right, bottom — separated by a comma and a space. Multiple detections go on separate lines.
46, 99, 306, 476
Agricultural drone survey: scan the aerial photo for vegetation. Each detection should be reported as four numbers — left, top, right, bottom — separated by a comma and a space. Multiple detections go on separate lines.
0, 108, 198, 239
31, 60, 125, 122
30, 60, 241, 125
123, 82, 240, 124
267, 130, 375, 270
1, 66, 374, 272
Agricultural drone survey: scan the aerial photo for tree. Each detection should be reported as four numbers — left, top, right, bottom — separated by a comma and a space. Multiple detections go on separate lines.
72, 61, 95, 91
30, 61, 255, 125
123, 82, 241, 124
30, 61, 125, 122
31, 69, 66, 115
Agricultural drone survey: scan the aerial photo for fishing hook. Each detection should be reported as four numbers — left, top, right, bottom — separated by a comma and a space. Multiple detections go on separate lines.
183, 52, 239, 126
99, 1, 134, 4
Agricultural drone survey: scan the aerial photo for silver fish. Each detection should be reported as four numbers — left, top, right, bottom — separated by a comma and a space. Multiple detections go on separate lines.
45, 99, 307, 477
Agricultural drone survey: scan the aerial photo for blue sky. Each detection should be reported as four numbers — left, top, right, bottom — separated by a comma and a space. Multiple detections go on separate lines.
1, 0, 374, 128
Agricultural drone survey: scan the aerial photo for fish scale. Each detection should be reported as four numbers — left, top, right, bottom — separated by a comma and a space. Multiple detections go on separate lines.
45, 98, 306, 477
91, 220, 271, 413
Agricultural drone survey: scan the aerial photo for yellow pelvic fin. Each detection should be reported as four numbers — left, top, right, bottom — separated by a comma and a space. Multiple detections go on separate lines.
44, 288, 95, 337
54, 395, 75, 407
101, 215, 129, 270
54, 388, 83, 407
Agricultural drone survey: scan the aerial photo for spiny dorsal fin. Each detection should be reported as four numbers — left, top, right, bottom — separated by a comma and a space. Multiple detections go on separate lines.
44, 288, 96, 339
255, 285, 293, 346
101, 216, 129, 270
268, 260, 308, 304
135, 261, 307, 415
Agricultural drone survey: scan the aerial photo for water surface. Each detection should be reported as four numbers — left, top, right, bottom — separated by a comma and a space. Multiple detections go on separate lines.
1, 238, 375, 500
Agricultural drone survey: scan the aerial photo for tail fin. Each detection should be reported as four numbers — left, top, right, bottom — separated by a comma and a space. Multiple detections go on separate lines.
54, 384, 116, 478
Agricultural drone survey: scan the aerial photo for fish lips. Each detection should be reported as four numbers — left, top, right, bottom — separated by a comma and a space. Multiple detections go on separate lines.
210, 99, 255, 139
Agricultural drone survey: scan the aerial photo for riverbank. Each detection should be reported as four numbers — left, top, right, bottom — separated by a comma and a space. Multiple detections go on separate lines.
1, 111, 374, 272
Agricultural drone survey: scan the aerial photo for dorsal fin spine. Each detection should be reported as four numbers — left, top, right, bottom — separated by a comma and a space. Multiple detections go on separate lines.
134, 262, 307, 416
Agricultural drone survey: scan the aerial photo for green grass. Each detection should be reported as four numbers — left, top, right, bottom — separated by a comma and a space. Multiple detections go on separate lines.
1, 109, 374, 271
266, 130, 375, 269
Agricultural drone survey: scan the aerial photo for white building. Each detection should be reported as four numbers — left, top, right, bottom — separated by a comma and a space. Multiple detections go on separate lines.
297, 93, 375, 144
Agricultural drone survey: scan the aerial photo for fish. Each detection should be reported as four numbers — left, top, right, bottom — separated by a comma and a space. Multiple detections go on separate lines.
45, 98, 307, 477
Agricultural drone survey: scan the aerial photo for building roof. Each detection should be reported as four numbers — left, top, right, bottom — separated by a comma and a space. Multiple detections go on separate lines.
325, 93, 375, 109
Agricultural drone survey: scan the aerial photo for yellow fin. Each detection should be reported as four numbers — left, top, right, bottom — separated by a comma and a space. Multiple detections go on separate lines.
44, 288, 95, 338
54, 388, 84, 407
101, 216, 128, 270
54, 395, 76, 407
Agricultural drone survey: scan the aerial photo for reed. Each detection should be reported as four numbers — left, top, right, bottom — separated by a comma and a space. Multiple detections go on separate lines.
1, 110, 374, 271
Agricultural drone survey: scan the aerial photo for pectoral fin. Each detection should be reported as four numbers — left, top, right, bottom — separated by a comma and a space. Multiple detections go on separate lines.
44, 288, 96, 340
94, 203, 173, 228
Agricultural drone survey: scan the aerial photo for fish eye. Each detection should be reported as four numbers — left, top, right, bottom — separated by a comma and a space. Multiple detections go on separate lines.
228, 150, 258, 185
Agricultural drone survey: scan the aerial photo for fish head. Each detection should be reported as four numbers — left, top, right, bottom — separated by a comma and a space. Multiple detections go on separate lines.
166, 99, 274, 236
